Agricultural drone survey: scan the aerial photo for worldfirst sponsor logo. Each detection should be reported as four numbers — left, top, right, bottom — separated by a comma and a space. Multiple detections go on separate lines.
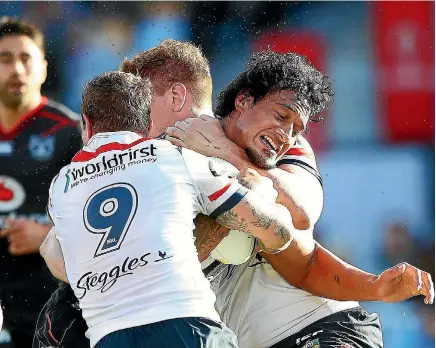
65, 145, 157, 191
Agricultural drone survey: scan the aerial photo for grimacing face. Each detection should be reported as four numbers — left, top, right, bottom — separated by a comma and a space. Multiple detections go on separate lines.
231, 90, 310, 169
0, 35, 47, 108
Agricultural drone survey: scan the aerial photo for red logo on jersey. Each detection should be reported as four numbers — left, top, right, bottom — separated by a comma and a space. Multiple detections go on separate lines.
0, 176, 26, 212
0, 182, 14, 201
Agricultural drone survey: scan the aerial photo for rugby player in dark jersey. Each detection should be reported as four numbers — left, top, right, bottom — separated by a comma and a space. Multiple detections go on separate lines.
0, 17, 84, 347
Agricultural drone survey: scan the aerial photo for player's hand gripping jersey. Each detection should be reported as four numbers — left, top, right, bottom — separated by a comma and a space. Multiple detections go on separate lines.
47, 131, 249, 347
203, 136, 359, 348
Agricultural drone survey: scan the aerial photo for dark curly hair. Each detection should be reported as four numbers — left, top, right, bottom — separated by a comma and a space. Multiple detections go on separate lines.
215, 49, 334, 123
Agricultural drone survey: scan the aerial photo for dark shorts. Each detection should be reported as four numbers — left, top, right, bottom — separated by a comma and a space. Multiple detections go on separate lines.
270, 306, 383, 348
95, 317, 239, 348
32, 282, 90, 348
0, 277, 58, 348
1, 281, 57, 334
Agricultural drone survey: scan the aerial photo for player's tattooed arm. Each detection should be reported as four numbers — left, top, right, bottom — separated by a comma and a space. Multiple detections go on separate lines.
194, 214, 230, 262
249, 204, 291, 254
215, 209, 249, 232
215, 194, 292, 254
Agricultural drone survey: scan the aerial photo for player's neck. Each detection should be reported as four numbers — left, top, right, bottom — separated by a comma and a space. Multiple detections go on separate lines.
0, 93, 42, 132
220, 113, 237, 140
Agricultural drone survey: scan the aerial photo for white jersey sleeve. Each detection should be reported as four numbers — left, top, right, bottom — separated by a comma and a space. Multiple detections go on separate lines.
43, 175, 68, 282
46, 174, 58, 225
276, 135, 322, 186
181, 148, 248, 219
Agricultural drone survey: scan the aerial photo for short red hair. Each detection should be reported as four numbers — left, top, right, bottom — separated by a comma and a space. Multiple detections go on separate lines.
121, 39, 212, 108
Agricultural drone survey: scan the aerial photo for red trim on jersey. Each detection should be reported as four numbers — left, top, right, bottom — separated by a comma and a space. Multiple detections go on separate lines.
38, 110, 78, 138
0, 96, 48, 136
284, 147, 309, 157
40, 123, 71, 138
39, 110, 77, 127
208, 183, 231, 202
72, 137, 151, 162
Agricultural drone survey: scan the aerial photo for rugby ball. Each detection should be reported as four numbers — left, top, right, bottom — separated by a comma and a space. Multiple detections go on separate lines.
210, 229, 255, 265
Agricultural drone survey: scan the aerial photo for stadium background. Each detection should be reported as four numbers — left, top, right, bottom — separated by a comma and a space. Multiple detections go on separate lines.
1, 1, 434, 347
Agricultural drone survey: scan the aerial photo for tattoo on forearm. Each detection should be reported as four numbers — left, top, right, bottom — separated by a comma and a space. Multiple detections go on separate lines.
216, 203, 290, 254
194, 214, 230, 261
250, 205, 289, 253
334, 275, 341, 284
250, 205, 273, 229
215, 209, 252, 234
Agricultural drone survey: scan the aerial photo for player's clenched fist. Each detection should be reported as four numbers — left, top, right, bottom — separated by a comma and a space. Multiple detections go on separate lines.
375, 262, 434, 305
237, 168, 278, 202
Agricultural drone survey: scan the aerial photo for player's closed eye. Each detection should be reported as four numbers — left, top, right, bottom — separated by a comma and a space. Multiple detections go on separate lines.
276, 112, 286, 121
0, 53, 13, 64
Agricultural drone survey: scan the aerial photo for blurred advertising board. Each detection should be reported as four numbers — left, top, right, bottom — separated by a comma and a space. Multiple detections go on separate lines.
371, 1, 435, 143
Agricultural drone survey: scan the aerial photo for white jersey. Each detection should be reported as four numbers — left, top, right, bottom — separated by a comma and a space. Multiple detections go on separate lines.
202, 136, 358, 348
204, 253, 359, 348
47, 131, 247, 347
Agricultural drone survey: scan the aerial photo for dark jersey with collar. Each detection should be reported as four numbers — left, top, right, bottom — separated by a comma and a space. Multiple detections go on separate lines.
0, 97, 82, 288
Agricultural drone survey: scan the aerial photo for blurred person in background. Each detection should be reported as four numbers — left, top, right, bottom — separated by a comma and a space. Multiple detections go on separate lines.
417, 304, 435, 346
0, 17, 83, 347
374, 220, 435, 348
382, 221, 418, 267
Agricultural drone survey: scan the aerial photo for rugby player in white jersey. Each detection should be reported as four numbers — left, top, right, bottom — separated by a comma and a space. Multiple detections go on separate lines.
35, 41, 433, 348
164, 49, 434, 348
40, 71, 299, 348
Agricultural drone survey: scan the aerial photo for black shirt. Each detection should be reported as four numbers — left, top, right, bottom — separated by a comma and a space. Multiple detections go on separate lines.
0, 97, 82, 286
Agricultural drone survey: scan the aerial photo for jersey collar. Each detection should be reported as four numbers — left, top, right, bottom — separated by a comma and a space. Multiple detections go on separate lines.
85, 131, 144, 151
72, 131, 151, 163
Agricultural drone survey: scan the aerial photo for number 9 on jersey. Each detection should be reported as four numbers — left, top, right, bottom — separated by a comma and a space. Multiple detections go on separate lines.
84, 183, 138, 257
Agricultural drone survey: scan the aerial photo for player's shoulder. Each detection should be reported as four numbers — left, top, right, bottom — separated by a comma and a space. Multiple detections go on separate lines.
286, 135, 315, 158
48, 169, 65, 198
277, 135, 322, 184
41, 98, 80, 124
279, 135, 316, 165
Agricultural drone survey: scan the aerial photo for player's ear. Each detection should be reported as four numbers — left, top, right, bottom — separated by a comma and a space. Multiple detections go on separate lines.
147, 119, 154, 137
235, 90, 254, 113
40, 59, 48, 84
82, 114, 93, 144
170, 83, 187, 112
